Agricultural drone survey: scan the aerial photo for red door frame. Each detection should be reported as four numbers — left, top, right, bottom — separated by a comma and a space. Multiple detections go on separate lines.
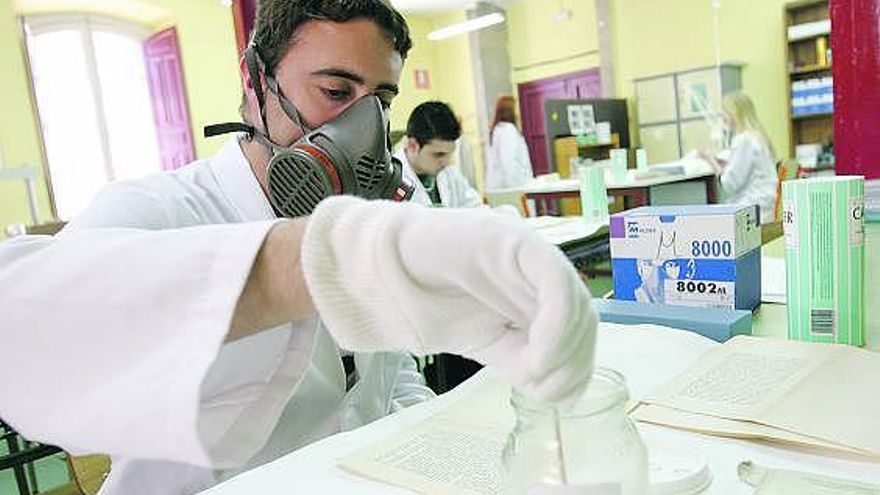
517, 69, 602, 176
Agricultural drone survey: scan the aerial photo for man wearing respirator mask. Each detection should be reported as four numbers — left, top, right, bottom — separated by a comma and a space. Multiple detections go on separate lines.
0, 1, 597, 494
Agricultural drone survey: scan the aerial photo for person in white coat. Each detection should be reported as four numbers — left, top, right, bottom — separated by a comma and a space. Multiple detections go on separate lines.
395, 101, 482, 209
0, 2, 597, 494
487, 95, 534, 191
702, 92, 778, 224
394, 101, 489, 392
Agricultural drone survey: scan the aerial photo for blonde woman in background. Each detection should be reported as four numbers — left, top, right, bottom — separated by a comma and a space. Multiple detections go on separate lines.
703, 92, 778, 224
487, 95, 534, 190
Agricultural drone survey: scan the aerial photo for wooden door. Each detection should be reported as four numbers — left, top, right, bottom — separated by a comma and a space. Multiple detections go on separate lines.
143, 28, 195, 170
517, 69, 602, 176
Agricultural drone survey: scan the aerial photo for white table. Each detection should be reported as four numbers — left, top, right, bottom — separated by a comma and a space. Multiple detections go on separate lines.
200, 324, 880, 494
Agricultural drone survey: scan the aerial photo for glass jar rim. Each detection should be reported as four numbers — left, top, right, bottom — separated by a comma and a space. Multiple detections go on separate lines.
510, 367, 629, 418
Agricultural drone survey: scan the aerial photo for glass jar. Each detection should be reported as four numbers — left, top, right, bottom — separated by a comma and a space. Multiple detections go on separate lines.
501, 368, 648, 495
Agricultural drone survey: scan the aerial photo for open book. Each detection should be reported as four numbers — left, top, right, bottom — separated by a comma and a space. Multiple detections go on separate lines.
633, 336, 880, 457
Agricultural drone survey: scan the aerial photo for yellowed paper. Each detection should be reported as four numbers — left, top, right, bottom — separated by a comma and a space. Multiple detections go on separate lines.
643, 336, 880, 456
632, 404, 871, 457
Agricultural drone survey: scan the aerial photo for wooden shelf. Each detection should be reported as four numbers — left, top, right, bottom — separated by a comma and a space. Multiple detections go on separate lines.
792, 111, 833, 120
785, 0, 833, 158
787, 32, 830, 43
790, 64, 832, 75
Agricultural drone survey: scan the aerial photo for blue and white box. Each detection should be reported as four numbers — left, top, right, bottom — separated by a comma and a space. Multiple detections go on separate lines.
610, 205, 762, 310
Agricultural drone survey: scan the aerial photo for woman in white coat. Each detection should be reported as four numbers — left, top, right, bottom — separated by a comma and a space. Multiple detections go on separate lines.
486, 95, 534, 191
703, 92, 778, 224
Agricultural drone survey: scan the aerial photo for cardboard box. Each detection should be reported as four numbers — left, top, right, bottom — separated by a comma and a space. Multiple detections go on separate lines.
610, 204, 762, 310
782, 176, 865, 346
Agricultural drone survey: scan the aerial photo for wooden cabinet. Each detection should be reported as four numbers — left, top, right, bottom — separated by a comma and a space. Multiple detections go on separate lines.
785, 0, 834, 171
634, 64, 742, 163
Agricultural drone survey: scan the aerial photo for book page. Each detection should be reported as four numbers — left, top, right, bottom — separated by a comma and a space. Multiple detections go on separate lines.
339, 417, 507, 495
761, 257, 787, 303
646, 337, 829, 419
644, 336, 880, 456
632, 404, 871, 457
765, 348, 880, 456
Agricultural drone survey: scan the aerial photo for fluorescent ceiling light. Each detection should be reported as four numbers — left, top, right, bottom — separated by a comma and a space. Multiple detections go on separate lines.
427, 13, 504, 41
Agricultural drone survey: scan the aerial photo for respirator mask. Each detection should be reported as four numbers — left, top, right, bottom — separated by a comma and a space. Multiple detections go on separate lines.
205, 45, 414, 218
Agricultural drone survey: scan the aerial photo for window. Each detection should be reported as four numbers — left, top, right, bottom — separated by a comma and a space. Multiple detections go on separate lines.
25, 15, 161, 220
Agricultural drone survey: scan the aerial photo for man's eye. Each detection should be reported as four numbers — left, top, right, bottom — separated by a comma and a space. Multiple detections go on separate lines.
322, 87, 351, 101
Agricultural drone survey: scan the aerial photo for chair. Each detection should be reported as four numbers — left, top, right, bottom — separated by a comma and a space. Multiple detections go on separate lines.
0, 419, 63, 495
1, 420, 110, 495
774, 160, 797, 221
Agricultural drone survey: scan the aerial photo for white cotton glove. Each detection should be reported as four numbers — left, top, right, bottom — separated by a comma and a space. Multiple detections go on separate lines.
301, 196, 597, 404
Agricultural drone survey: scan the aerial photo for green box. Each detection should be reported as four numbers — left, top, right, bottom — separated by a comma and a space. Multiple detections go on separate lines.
782, 176, 865, 345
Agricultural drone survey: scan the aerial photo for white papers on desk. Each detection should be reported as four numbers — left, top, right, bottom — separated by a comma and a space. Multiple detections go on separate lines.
524, 216, 607, 246
867, 179, 880, 214
339, 417, 506, 495
761, 257, 787, 304
634, 336, 880, 458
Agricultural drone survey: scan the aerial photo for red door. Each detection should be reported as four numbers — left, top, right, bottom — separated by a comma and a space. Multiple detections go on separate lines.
831, 0, 880, 179
144, 28, 195, 170
517, 69, 602, 176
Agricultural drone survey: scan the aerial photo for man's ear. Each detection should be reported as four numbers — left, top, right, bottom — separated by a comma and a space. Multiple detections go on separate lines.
405, 137, 421, 156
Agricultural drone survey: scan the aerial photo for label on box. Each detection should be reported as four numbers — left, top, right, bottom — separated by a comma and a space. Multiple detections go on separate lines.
783, 200, 798, 249
664, 279, 736, 307
850, 196, 865, 246
611, 206, 761, 310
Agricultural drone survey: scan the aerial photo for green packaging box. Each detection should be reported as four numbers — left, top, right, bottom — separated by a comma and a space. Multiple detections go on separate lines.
782, 176, 865, 345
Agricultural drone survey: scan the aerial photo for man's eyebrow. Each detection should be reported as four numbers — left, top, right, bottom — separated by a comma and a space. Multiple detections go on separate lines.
311, 68, 399, 95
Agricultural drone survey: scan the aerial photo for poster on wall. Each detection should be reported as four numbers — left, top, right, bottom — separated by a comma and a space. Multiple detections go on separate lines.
567, 104, 595, 136
414, 69, 431, 90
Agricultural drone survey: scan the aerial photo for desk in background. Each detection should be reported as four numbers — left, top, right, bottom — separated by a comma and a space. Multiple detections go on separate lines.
524, 216, 611, 279
523, 170, 718, 216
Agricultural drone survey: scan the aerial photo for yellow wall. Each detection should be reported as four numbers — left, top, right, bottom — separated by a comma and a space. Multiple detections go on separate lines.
142, 0, 241, 160
506, 0, 600, 85
0, 0, 53, 229
389, 14, 436, 133
611, 0, 790, 157
429, 11, 482, 187
0, 0, 240, 232
394, 11, 485, 192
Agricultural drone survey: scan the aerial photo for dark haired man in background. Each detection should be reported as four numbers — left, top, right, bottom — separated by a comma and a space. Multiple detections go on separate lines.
396, 101, 481, 208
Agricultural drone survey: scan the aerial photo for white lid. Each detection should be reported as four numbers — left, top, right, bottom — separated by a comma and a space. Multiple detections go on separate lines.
648, 445, 712, 495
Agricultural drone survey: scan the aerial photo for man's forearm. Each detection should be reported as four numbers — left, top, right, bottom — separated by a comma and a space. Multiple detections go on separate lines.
227, 219, 315, 341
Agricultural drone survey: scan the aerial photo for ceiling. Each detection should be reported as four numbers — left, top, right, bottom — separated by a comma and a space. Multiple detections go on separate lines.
391, 0, 513, 14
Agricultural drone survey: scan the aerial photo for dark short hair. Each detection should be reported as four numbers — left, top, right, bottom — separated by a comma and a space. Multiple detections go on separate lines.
253, 0, 412, 75
406, 101, 462, 147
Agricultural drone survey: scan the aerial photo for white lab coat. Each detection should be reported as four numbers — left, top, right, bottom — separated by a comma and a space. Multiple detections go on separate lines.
718, 131, 778, 224
486, 122, 534, 191
48, 137, 433, 494
455, 135, 478, 190
395, 149, 482, 208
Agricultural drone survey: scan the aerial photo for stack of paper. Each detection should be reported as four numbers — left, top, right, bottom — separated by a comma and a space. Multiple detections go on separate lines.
632, 336, 880, 457
760, 257, 787, 304
867, 179, 880, 222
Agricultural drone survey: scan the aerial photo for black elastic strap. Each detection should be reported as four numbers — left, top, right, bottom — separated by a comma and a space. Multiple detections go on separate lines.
245, 45, 270, 139
204, 122, 255, 138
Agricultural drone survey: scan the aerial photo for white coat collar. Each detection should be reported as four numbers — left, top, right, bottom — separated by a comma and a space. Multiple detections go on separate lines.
393, 147, 432, 206
210, 137, 277, 222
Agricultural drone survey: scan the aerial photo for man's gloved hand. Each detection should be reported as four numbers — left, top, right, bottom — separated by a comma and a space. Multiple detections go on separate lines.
301, 196, 597, 404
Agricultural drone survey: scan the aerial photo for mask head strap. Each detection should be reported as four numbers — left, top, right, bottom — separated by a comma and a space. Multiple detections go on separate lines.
244, 45, 271, 140
264, 71, 310, 137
